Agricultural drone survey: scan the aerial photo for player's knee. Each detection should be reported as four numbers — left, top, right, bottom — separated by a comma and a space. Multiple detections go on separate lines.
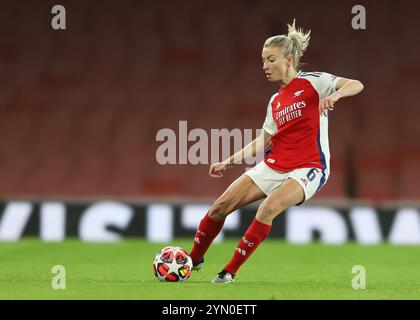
256, 200, 283, 222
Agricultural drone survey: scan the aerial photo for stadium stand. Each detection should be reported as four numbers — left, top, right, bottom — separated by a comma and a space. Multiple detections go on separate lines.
0, 0, 419, 202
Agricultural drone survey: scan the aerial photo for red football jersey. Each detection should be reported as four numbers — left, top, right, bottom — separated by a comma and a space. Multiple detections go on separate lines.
263, 71, 341, 179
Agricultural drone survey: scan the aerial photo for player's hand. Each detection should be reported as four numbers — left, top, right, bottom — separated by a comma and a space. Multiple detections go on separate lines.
209, 161, 234, 178
319, 92, 340, 116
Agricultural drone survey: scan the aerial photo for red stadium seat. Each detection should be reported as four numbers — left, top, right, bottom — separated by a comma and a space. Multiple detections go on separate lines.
0, 0, 415, 203
353, 144, 397, 202
396, 147, 420, 199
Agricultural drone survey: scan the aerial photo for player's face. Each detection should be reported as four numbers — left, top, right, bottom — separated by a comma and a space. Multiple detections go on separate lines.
262, 46, 290, 82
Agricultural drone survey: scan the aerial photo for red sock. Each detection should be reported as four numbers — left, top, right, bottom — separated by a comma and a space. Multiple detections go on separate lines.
224, 219, 271, 276
189, 212, 225, 264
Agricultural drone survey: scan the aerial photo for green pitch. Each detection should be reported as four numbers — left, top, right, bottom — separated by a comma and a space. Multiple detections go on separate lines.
0, 239, 419, 300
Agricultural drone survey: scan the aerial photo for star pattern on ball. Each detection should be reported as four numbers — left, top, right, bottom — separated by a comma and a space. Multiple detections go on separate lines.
167, 249, 182, 275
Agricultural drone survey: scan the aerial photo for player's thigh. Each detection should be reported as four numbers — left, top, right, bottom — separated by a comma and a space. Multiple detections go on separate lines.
210, 174, 266, 218
256, 178, 304, 224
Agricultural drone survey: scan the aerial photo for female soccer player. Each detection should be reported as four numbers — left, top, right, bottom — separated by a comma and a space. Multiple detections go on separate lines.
189, 20, 364, 283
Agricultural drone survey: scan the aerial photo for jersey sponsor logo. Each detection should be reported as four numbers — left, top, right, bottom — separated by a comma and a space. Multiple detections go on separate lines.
274, 100, 307, 126
294, 90, 304, 97
275, 101, 307, 119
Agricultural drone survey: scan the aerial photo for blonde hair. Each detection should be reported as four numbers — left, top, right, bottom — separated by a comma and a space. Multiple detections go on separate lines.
264, 19, 311, 70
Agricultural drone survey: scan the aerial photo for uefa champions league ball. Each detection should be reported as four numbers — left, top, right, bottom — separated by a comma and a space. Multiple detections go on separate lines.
153, 246, 193, 282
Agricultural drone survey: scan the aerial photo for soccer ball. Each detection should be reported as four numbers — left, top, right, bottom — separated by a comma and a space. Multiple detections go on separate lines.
153, 246, 193, 282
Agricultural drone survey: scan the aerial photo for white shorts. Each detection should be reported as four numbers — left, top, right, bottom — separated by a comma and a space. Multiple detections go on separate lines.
244, 161, 329, 204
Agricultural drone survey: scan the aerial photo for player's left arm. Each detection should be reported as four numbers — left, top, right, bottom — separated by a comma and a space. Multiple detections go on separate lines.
319, 78, 364, 116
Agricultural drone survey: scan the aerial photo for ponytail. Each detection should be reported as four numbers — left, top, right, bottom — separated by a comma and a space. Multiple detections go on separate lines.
264, 19, 311, 70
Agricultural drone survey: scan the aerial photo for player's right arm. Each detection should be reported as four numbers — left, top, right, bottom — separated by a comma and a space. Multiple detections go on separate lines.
209, 93, 277, 178
209, 129, 272, 178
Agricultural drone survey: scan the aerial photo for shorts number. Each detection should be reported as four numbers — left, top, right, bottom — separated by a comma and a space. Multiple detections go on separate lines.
306, 169, 318, 182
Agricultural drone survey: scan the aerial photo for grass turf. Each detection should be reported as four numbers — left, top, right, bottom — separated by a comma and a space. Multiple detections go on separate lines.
0, 238, 419, 300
